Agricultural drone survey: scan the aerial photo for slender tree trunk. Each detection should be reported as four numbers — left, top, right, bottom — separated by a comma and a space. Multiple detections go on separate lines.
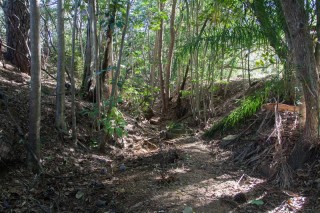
28, 0, 41, 172
158, 1, 165, 114
55, 0, 66, 131
280, 0, 319, 143
247, 48, 251, 86
193, 0, 200, 118
79, 12, 85, 60
70, 0, 79, 144
150, 30, 159, 102
164, 0, 177, 112
148, 26, 154, 89
219, 45, 225, 81
176, 59, 191, 118
109, 0, 130, 106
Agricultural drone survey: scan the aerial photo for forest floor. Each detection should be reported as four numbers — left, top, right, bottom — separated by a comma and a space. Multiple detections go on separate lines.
1, 65, 320, 212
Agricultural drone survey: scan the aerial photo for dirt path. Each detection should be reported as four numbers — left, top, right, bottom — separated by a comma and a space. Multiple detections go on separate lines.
108, 133, 267, 212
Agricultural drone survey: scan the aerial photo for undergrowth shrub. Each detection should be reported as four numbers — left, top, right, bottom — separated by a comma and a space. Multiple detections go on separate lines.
81, 103, 127, 140
102, 107, 127, 139
122, 77, 157, 116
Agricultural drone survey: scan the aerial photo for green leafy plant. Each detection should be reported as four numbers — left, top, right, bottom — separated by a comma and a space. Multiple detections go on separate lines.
81, 104, 127, 140
181, 90, 192, 98
102, 107, 127, 138
122, 78, 154, 115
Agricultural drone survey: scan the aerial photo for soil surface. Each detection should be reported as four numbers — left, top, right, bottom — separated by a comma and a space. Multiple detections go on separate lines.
1, 65, 320, 212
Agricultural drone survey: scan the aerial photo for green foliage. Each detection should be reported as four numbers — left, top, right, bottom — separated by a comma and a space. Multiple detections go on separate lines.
122, 78, 154, 115
102, 107, 127, 138
204, 79, 282, 138
166, 121, 184, 131
181, 90, 192, 98
81, 104, 127, 139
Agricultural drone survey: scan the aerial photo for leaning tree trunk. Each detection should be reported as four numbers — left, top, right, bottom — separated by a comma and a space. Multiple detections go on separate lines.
3, 0, 30, 74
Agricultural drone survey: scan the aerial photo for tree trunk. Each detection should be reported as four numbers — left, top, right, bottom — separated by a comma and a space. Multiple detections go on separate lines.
81, 1, 97, 101
81, 22, 93, 96
70, 0, 79, 143
101, 1, 116, 98
150, 30, 159, 103
164, 0, 177, 112
3, 0, 30, 73
55, 0, 66, 131
158, 1, 165, 114
280, 0, 319, 142
280, 0, 319, 169
175, 59, 191, 118
28, 0, 41, 172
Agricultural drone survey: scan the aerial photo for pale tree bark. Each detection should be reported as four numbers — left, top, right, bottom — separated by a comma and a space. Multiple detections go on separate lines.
28, 0, 41, 172
89, 0, 98, 103
88, 0, 100, 102
70, 0, 79, 143
164, 0, 177, 112
55, 0, 66, 131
